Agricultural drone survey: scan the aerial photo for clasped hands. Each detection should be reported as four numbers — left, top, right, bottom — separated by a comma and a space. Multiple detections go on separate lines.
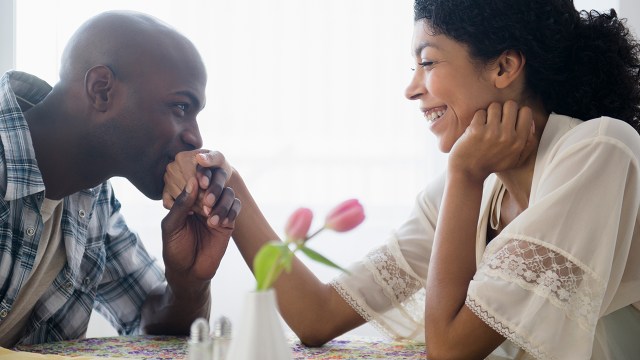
159, 150, 240, 288
163, 149, 239, 222
157, 101, 537, 285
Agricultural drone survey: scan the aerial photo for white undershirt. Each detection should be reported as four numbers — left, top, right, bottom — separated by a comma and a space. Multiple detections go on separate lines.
0, 198, 66, 347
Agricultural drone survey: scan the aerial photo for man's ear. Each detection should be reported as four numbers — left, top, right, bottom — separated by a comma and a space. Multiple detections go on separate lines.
493, 50, 526, 89
85, 65, 115, 112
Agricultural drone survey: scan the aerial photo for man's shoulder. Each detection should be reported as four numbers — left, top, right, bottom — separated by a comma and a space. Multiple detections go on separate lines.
1, 71, 52, 109
65, 181, 120, 215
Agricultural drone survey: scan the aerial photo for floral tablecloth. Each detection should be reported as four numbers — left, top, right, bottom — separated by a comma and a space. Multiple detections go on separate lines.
15, 334, 427, 359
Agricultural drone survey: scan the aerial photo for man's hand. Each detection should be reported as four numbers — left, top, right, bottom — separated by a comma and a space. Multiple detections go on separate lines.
163, 150, 234, 220
161, 177, 240, 283
142, 177, 240, 335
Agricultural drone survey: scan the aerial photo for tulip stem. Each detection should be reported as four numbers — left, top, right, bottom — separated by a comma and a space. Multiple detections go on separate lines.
304, 227, 325, 243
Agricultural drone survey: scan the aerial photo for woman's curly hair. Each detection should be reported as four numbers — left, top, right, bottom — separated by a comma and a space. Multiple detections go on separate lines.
414, 0, 640, 132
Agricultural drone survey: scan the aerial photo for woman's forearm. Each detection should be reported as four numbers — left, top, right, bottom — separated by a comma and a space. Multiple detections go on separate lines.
424, 171, 504, 359
228, 172, 365, 346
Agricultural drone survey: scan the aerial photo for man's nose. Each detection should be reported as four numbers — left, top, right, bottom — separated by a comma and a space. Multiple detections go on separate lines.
181, 121, 203, 150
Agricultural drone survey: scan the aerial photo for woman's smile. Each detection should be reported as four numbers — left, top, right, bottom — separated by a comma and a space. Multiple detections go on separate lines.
422, 105, 447, 125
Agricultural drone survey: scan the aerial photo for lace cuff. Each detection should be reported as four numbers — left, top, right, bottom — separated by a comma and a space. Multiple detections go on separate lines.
467, 236, 606, 359
466, 296, 551, 360
331, 239, 425, 341
486, 237, 604, 331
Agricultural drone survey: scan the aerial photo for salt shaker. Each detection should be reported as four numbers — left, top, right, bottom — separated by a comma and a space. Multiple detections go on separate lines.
211, 316, 232, 360
188, 317, 212, 360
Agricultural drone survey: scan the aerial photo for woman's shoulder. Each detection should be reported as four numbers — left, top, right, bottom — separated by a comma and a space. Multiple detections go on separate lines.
415, 172, 446, 212
556, 115, 640, 159
417, 171, 497, 214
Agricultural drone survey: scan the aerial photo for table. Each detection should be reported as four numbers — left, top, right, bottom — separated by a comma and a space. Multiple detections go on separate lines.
11, 335, 427, 359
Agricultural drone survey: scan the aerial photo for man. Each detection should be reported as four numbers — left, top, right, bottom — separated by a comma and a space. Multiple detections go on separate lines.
0, 11, 240, 346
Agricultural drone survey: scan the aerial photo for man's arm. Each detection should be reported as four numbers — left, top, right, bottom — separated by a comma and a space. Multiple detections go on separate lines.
140, 281, 210, 335
141, 177, 240, 334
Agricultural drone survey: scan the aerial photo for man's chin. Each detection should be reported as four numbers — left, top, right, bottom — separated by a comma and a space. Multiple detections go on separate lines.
146, 191, 163, 201
131, 181, 164, 201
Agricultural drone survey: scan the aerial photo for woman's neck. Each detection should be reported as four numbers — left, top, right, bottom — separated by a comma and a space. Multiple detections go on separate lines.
495, 108, 549, 221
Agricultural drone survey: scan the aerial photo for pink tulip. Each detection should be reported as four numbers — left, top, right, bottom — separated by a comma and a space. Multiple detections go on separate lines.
324, 199, 365, 232
285, 207, 313, 241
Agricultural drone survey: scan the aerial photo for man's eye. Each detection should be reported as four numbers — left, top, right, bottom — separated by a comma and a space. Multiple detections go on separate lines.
175, 103, 189, 112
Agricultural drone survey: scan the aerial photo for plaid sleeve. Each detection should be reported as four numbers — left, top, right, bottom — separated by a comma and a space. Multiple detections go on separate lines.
93, 188, 165, 335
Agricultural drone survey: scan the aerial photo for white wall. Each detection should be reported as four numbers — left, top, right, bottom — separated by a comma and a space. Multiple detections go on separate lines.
573, 0, 640, 37
6, 0, 637, 340
574, 0, 618, 12
620, 0, 640, 38
0, 0, 16, 74
14, 0, 429, 339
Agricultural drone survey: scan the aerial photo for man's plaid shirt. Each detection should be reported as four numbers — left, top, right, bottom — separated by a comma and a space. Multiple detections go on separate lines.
0, 71, 165, 344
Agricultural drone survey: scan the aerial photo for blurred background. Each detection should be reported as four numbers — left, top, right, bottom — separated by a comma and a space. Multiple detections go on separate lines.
0, 0, 634, 338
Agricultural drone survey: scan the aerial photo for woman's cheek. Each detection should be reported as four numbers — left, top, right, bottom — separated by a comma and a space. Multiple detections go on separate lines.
426, 71, 454, 104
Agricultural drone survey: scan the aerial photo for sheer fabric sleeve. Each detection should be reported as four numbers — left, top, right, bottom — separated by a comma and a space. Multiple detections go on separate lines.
330, 174, 445, 341
466, 119, 640, 359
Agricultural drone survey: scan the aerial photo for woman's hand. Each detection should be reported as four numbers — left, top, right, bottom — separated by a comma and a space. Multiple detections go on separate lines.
163, 149, 235, 220
448, 101, 537, 182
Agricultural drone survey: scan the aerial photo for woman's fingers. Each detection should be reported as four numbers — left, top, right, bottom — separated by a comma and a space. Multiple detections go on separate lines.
515, 106, 537, 166
195, 151, 233, 179
453, 101, 537, 179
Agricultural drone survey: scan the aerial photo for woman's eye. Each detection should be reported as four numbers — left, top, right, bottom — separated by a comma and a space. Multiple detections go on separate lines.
419, 61, 435, 69
410, 61, 435, 71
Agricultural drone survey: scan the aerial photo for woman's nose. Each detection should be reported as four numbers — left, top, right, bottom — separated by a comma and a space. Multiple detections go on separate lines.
404, 69, 424, 100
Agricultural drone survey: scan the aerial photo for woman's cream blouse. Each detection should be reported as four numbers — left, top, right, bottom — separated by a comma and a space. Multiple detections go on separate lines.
331, 114, 640, 359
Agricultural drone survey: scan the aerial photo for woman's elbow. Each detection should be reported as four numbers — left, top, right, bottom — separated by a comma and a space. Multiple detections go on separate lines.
296, 328, 334, 348
425, 333, 469, 360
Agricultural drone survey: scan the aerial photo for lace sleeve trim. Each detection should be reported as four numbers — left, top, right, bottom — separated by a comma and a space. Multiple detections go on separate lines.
365, 242, 425, 320
481, 236, 605, 332
466, 296, 551, 360
366, 239, 424, 303
330, 241, 426, 340
329, 279, 397, 340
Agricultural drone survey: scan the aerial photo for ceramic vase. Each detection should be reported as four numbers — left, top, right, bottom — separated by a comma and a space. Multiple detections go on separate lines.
226, 289, 293, 360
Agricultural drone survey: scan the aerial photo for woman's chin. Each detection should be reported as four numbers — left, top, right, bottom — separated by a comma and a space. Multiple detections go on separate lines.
436, 139, 454, 154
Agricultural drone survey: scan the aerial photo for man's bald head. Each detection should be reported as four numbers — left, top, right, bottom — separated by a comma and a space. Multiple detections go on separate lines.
45, 11, 207, 200
59, 11, 204, 84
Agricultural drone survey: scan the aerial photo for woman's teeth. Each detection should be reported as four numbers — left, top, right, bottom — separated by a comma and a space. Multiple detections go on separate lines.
425, 109, 445, 123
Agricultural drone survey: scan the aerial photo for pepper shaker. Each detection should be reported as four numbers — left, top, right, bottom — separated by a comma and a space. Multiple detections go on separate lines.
188, 317, 212, 360
212, 316, 232, 360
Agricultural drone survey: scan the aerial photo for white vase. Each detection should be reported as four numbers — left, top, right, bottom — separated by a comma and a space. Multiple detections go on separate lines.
226, 289, 293, 360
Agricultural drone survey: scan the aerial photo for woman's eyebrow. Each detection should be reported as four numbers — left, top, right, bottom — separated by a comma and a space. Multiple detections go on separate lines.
414, 41, 440, 57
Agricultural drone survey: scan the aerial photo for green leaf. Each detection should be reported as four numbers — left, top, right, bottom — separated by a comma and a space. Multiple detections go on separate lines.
253, 242, 293, 291
254, 243, 283, 290
281, 248, 294, 273
300, 246, 350, 274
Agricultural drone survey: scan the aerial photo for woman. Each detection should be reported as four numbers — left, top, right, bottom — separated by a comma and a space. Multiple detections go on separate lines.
164, 0, 640, 358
